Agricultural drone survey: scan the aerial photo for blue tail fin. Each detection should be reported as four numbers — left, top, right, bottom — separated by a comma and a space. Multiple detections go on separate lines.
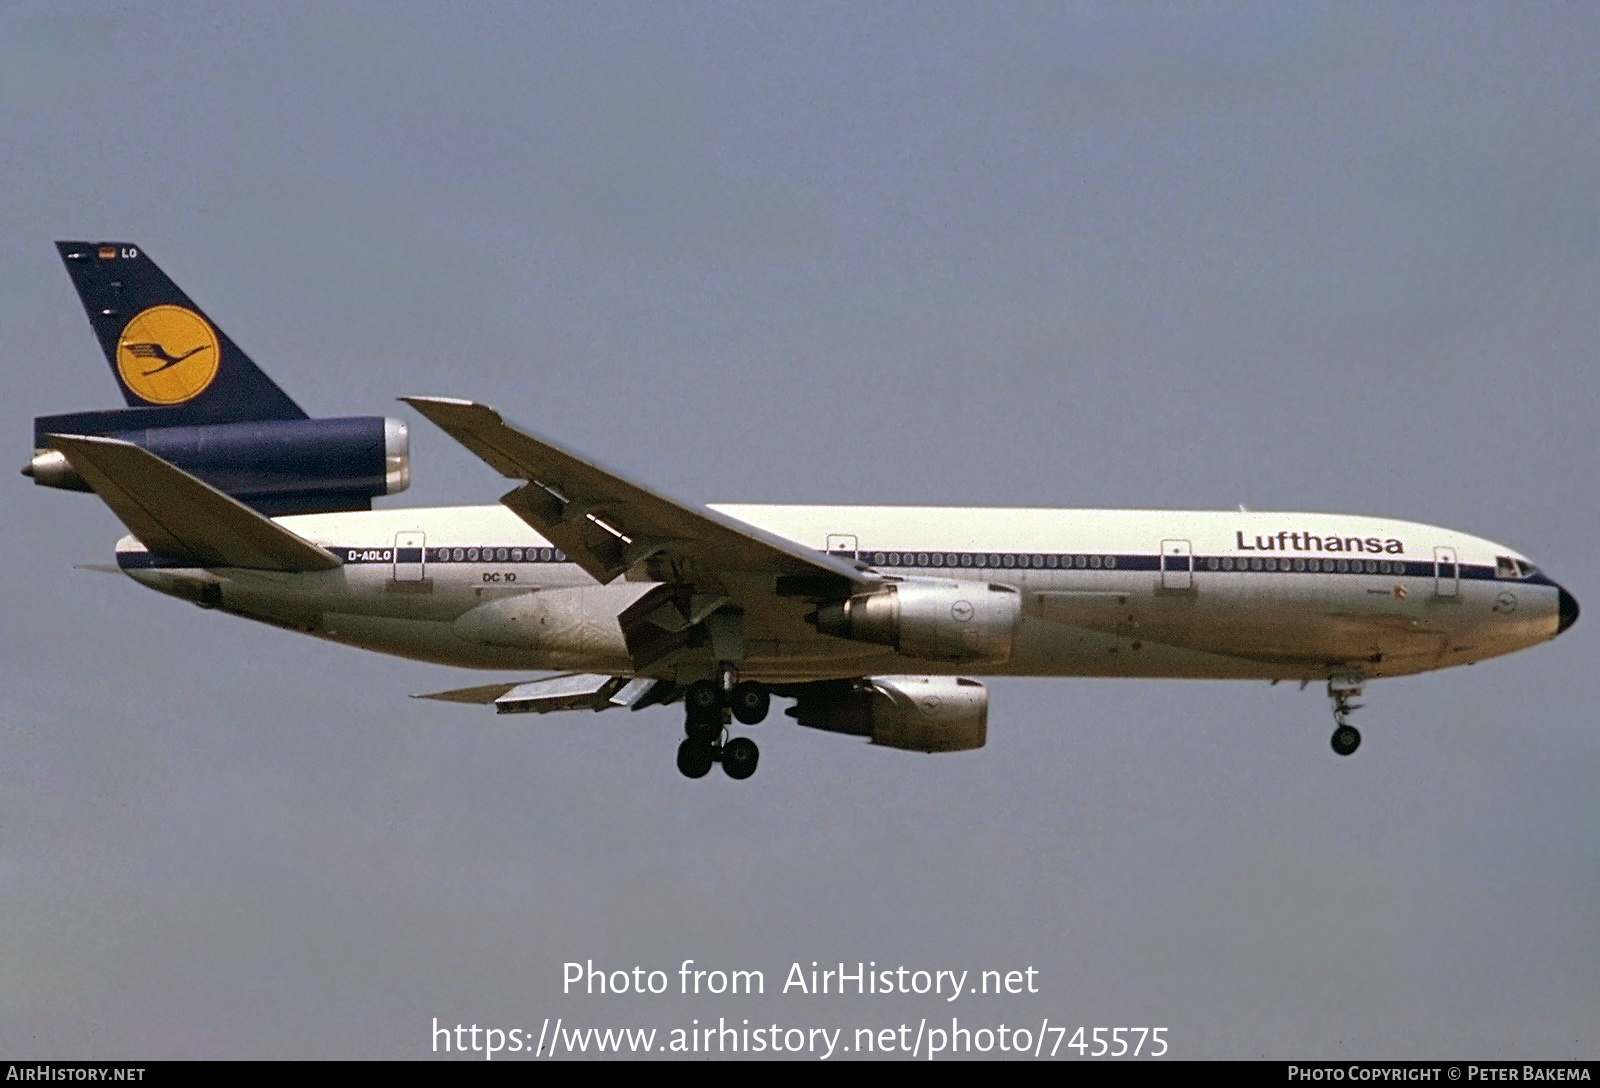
54, 241, 306, 423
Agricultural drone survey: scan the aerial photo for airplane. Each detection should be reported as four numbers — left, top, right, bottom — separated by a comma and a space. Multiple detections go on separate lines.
32, 243, 1580, 781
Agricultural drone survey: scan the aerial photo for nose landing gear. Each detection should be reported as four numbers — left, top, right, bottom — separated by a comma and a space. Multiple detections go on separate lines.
1327, 675, 1364, 756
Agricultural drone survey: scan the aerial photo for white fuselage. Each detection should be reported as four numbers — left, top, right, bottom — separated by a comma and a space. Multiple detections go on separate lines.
114, 504, 1567, 685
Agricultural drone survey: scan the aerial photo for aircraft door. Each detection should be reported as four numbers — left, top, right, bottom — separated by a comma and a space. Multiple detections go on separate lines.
1161, 539, 1193, 590
1433, 545, 1459, 598
826, 533, 858, 560
395, 532, 426, 582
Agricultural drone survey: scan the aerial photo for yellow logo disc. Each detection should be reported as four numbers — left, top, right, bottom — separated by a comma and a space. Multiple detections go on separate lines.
115, 306, 221, 405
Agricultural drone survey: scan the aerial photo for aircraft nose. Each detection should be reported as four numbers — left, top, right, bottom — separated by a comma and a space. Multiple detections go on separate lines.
1557, 586, 1579, 635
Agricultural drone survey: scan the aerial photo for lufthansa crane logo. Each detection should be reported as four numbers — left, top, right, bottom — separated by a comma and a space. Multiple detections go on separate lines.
115, 306, 220, 404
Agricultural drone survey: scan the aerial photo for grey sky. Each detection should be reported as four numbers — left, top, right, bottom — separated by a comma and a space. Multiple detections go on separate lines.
2, 3, 1595, 1059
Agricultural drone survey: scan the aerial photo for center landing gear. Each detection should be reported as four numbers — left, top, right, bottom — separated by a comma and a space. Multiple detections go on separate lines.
1327, 675, 1364, 756
677, 676, 768, 780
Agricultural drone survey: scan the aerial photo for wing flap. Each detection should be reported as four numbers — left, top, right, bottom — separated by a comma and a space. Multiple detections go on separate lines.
413, 673, 669, 714
47, 434, 342, 572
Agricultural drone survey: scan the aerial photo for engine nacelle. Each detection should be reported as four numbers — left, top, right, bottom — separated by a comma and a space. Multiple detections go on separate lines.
787, 676, 988, 753
27, 415, 408, 515
812, 579, 1022, 663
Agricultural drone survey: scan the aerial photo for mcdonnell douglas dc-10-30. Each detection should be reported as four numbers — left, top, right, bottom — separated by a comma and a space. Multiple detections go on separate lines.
28, 242, 1578, 780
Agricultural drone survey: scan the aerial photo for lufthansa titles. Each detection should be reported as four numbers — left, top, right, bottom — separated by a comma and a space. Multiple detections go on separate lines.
1235, 530, 1404, 555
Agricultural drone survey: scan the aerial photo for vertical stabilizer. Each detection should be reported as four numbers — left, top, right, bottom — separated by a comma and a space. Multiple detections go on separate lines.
55, 241, 306, 422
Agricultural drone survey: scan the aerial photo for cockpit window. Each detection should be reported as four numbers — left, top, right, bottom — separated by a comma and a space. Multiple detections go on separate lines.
1497, 556, 1541, 579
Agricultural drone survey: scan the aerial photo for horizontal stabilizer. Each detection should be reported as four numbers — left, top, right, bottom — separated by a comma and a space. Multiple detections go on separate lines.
46, 434, 342, 572
413, 673, 665, 715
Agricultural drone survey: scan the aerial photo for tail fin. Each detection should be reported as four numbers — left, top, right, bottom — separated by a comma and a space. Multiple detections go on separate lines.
33, 241, 409, 516
54, 241, 306, 422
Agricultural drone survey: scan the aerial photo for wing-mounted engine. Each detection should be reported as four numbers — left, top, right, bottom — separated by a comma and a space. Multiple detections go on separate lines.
786, 675, 988, 753
811, 579, 1022, 663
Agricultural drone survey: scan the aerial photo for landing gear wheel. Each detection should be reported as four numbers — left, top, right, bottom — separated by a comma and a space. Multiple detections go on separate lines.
729, 681, 770, 726
721, 736, 760, 780
676, 738, 716, 779
1325, 676, 1366, 758
684, 717, 721, 743
684, 679, 723, 725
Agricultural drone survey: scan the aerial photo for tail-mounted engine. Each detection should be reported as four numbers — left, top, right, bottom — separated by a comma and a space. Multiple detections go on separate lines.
811, 579, 1022, 663
27, 415, 409, 516
787, 675, 988, 753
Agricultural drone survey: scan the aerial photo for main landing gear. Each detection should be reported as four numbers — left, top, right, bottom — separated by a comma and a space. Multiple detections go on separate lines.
1327, 675, 1364, 756
676, 677, 769, 780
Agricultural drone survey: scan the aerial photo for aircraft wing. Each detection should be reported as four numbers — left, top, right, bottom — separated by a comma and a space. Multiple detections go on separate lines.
46, 434, 343, 572
402, 396, 872, 593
